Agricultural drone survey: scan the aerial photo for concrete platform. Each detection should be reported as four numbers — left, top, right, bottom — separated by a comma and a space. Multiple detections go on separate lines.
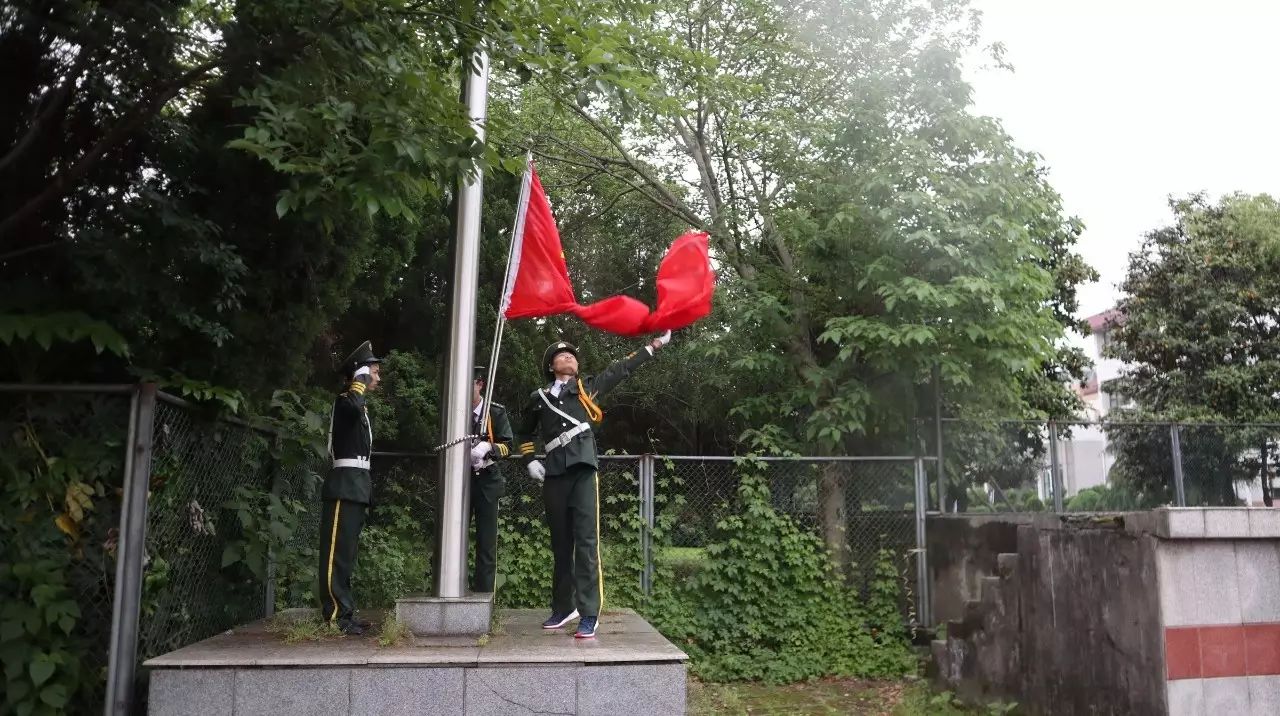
143, 609, 688, 715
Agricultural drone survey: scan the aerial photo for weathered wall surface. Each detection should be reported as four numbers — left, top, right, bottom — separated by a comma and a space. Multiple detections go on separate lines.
928, 513, 1051, 626
930, 514, 1166, 715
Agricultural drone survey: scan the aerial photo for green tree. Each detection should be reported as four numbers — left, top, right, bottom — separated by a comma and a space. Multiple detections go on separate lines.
1, 0, 653, 393
520, 0, 1093, 551
1107, 194, 1280, 505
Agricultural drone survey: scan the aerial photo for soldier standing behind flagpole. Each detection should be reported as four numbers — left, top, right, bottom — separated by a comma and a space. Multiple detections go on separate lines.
517, 330, 671, 639
318, 340, 382, 635
468, 366, 514, 593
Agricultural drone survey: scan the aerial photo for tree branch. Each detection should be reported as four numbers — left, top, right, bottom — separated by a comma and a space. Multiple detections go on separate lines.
0, 58, 223, 240
0, 239, 69, 263
0, 48, 93, 175
556, 98, 707, 230
528, 148, 704, 229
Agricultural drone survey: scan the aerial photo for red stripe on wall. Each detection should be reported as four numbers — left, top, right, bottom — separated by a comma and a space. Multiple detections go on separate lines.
1166, 624, 1280, 680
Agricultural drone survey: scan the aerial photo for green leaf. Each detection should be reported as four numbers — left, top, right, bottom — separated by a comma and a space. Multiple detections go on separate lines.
276, 195, 290, 218
221, 544, 242, 568
40, 683, 68, 708
29, 660, 54, 687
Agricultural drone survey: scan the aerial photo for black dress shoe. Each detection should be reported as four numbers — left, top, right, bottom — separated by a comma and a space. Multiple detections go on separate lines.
338, 620, 366, 636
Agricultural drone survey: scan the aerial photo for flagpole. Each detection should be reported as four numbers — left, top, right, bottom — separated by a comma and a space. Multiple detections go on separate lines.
480, 152, 533, 423
434, 46, 490, 600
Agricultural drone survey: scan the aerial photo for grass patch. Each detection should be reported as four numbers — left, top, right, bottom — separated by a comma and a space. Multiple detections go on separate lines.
656, 546, 707, 578
487, 610, 506, 638
377, 616, 410, 647
266, 611, 341, 644
688, 676, 900, 715
893, 680, 1019, 715
687, 677, 1017, 716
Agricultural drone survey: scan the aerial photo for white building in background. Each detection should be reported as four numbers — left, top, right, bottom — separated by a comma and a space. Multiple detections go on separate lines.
1040, 309, 1129, 501
1044, 308, 1271, 506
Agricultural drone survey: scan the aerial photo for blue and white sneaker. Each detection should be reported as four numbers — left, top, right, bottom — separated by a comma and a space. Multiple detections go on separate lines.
542, 609, 579, 629
574, 616, 598, 639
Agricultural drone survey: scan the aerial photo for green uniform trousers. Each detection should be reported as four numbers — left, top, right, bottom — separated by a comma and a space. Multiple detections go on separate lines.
318, 498, 368, 624
544, 464, 604, 617
470, 468, 504, 592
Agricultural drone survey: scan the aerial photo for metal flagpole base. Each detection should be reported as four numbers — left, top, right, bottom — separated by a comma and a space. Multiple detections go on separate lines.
395, 592, 493, 637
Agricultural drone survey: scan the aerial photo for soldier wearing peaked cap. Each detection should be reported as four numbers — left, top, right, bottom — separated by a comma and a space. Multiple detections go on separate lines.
468, 366, 515, 593
516, 331, 671, 639
318, 340, 382, 635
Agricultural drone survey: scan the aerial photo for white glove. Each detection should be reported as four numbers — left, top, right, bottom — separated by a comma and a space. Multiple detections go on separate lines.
527, 460, 546, 483
354, 365, 372, 378
470, 441, 492, 461
648, 329, 671, 353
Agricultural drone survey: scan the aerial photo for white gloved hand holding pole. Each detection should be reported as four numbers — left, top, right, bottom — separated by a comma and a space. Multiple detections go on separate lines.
470, 441, 492, 462
527, 460, 546, 484
649, 330, 671, 352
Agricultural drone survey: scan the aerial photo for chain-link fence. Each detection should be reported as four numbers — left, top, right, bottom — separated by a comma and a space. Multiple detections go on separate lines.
358, 453, 931, 625
939, 418, 1280, 512
648, 456, 931, 626
140, 398, 324, 661
0, 385, 326, 716
23, 380, 1280, 714
360, 454, 646, 607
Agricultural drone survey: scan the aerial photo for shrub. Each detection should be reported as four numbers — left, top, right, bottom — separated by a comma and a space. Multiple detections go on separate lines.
647, 471, 916, 683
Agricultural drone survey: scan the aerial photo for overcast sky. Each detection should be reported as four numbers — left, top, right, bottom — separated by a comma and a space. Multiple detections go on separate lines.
964, 0, 1280, 323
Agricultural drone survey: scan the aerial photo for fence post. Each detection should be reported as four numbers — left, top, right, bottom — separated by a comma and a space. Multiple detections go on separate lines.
639, 454, 655, 596
1048, 420, 1064, 513
933, 364, 946, 513
1171, 424, 1187, 507
105, 384, 157, 716
264, 462, 281, 619
913, 457, 932, 629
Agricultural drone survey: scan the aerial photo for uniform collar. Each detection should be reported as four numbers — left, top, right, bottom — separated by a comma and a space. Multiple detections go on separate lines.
549, 378, 578, 395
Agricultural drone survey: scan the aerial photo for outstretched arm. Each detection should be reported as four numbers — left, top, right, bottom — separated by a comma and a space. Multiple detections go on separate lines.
586, 331, 671, 399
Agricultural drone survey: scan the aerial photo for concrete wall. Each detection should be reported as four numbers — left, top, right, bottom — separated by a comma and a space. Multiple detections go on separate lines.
930, 509, 1280, 715
929, 514, 1165, 714
1140, 509, 1280, 715
928, 513, 1048, 626
1016, 519, 1165, 714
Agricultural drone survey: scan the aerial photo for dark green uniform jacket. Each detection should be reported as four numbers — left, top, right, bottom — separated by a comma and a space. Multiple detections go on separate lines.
517, 347, 653, 474
470, 402, 514, 593
323, 378, 373, 504
473, 402, 515, 466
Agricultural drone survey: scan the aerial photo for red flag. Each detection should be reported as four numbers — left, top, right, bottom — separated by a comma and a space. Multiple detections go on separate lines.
501, 169, 577, 319
501, 166, 714, 337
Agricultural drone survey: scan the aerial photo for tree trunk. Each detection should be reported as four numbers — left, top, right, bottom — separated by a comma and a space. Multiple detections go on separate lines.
818, 462, 849, 575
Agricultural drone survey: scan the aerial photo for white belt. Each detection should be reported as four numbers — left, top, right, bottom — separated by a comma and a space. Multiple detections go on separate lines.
333, 457, 371, 470
545, 423, 591, 452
